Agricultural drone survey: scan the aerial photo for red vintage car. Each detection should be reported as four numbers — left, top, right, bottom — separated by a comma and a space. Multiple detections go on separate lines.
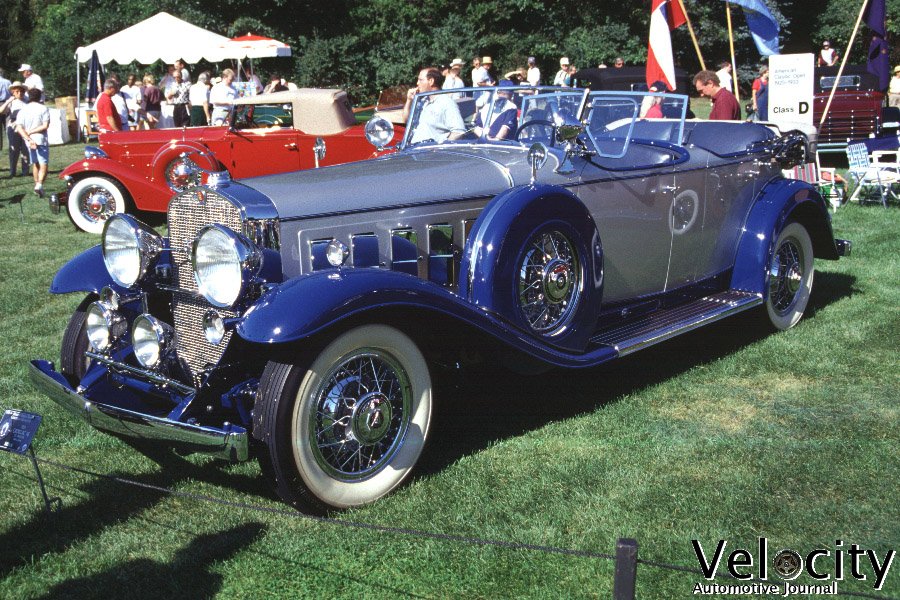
55, 89, 403, 232
814, 65, 886, 153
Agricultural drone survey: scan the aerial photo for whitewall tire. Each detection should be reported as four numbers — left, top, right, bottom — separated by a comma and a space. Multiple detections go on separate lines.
67, 176, 128, 234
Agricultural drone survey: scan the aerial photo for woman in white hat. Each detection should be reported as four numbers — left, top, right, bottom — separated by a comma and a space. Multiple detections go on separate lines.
0, 82, 30, 177
889, 66, 900, 108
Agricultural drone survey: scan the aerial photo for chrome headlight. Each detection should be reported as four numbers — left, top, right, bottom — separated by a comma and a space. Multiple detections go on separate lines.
102, 215, 163, 288
192, 225, 261, 308
132, 314, 173, 368
365, 117, 395, 150
85, 301, 125, 352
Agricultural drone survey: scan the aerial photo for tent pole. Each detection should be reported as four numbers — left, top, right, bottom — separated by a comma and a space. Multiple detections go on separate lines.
76, 56, 81, 142
726, 2, 741, 104
676, 0, 706, 71
820, 0, 869, 127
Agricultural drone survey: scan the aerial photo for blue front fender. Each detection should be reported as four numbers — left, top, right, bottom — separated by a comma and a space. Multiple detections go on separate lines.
235, 268, 619, 368
51, 245, 128, 295
731, 178, 838, 294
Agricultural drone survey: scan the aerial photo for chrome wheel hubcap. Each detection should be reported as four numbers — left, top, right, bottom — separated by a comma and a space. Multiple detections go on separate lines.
309, 351, 411, 481
518, 230, 581, 333
82, 188, 114, 222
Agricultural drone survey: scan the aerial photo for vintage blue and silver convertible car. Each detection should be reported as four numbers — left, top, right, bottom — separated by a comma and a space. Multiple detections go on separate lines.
31, 87, 850, 512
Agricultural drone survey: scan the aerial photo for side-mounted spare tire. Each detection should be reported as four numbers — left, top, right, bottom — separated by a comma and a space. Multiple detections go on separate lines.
150, 141, 221, 193
462, 184, 604, 352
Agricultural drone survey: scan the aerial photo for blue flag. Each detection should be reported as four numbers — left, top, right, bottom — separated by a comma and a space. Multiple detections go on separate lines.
863, 0, 890, 90
723, 0, 780, 56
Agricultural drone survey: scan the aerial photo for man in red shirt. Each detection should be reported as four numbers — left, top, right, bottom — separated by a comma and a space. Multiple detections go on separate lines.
96, 79, 122, 133
693, 70, 741, 121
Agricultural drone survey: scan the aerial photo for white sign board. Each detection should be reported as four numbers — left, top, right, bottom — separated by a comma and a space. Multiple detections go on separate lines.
768, 53, 814, 128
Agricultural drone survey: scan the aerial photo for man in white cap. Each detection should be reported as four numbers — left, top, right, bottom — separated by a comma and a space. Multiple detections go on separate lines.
18, 64, 44, 100
553, 57, 570, 86
443, 58, 465, 97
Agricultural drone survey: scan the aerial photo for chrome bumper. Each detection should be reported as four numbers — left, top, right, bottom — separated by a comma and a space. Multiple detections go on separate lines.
835, 238, 852, 257
29, 360, 248, 461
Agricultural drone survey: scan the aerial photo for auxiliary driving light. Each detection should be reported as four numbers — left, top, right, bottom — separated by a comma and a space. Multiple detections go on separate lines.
85, 301, 125, 352
203, 309, 226, 345
132, 314, 173, 368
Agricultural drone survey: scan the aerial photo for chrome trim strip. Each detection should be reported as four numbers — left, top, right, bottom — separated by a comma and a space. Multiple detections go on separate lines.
591, 290, 763, 356
85, 351, 196, 395
29, 360, 248, 461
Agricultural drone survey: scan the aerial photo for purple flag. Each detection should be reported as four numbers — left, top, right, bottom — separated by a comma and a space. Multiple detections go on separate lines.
863, 0, 889, 90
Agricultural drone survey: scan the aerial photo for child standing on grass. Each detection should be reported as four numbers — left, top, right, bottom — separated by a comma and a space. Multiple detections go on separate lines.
15, 88, 50, 197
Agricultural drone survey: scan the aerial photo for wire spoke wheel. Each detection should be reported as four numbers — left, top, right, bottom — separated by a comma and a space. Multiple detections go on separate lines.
765, 222, 814, 331
517, 230, 581, 334
68, 176, 127, 234
308, 350, 411, 481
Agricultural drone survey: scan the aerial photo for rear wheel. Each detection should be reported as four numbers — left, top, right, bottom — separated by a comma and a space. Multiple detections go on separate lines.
765, 222, 814, 330
67, 176, 128, 234
256, 325, 432, 512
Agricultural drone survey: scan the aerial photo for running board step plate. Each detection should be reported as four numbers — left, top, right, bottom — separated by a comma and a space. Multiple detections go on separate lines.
591, 289, 762, 356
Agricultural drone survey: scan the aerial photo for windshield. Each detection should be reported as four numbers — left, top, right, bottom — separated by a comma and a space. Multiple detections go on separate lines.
585, 91, 688, 158
401, 87, 689, 154
232, 103, 293, 129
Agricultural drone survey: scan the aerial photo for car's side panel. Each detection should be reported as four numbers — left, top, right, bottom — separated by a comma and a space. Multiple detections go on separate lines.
730, 178, 837, 295
575, 172, 672, 301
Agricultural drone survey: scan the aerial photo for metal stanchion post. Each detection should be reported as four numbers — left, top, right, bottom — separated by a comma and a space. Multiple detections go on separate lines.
613, 538, 638, 600
27, 446, 62, 519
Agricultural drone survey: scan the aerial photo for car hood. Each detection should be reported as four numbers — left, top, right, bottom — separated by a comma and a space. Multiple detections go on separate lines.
238, 144, 556, 219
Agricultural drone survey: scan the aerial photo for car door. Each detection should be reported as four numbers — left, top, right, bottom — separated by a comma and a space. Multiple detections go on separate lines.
222, 104, 302, 177
664, 164, 708, 289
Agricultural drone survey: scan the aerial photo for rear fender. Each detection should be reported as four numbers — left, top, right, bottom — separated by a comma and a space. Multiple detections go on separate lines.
731, 178, 838, 294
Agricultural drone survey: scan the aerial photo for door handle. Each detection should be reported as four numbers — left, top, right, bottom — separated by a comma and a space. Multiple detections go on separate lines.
284, 143, 298, 151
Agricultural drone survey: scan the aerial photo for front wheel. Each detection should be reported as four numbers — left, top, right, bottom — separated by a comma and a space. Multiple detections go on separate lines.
60, 295, 97, 386
256, 325, 432, 512
67, 176, 128, 234
765, 222, 814, 330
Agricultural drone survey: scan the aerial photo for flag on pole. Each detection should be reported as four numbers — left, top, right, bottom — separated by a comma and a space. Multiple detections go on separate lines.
863, 0, 890, 90
646, 0, 687, 90
722, 0, 780, 56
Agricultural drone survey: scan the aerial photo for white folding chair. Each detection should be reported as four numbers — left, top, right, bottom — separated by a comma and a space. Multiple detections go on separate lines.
846, 142, 900, 208
782, 162, 844, 212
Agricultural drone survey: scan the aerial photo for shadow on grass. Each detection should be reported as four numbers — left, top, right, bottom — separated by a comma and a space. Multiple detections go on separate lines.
0, 450, 270, 578
420, 270, 855, 477
40, 522, 267, 600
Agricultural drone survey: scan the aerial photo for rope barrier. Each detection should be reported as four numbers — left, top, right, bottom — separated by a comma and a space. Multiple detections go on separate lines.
12, 456, 899, 600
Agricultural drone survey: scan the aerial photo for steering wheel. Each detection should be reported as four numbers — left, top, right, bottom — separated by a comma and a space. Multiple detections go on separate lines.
517, 119, 557, 144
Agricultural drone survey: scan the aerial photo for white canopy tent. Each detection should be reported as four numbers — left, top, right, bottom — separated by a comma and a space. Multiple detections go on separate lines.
74, 12, 230, 64
72, 13, 294, 134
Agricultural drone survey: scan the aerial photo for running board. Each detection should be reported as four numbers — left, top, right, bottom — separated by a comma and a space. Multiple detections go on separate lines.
590, 290, 763, 356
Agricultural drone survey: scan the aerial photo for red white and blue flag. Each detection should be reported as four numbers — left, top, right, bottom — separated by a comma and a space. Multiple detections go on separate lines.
646, 0, 687, 91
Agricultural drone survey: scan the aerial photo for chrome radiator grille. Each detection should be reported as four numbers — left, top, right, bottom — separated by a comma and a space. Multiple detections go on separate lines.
168, 190, 243, 292
167, 190, 243, 379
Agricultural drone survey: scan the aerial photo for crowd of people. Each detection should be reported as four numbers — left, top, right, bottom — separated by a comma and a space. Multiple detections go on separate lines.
91, 61, 289, 133
0, 64, 49, 195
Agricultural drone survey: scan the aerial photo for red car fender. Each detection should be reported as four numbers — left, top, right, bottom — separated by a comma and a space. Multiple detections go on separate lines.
149, 140, 221, 187
58, 157, 173, 213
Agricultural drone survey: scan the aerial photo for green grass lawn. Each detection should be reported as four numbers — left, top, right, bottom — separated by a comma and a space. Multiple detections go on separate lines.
0, 142, 897, 598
